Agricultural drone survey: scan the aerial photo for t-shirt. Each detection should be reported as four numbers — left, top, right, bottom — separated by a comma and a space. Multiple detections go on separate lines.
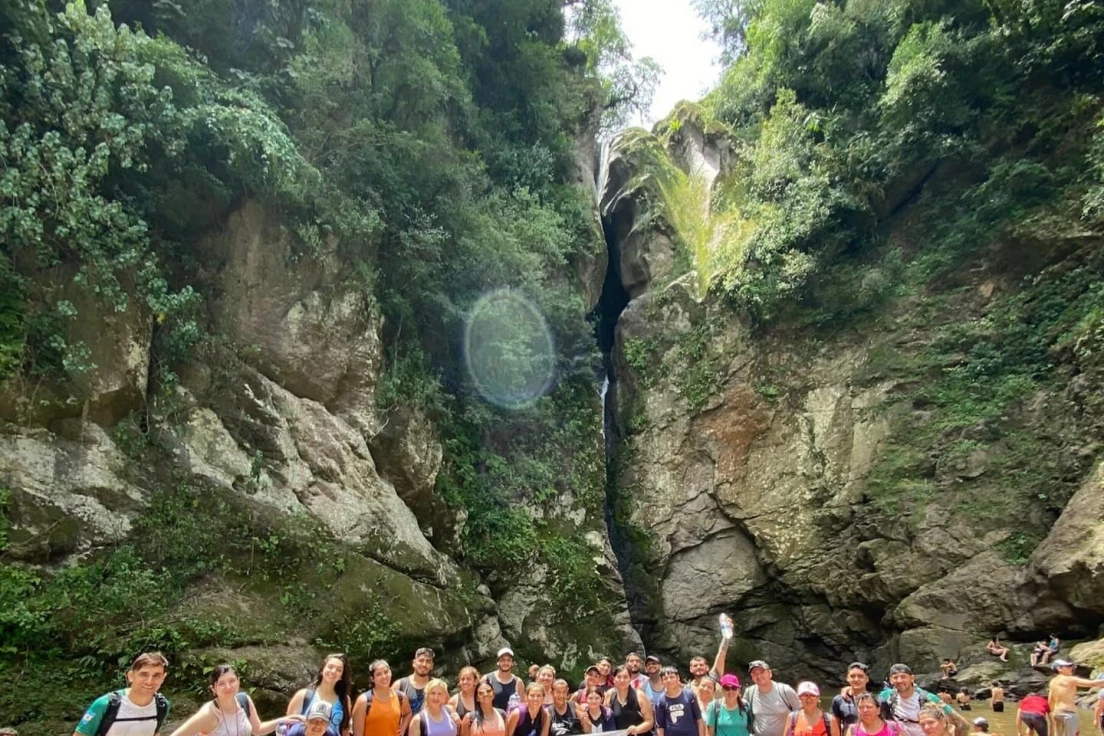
877, 689, 950, 736
76, 691, 169, 736
747, 684, 800, 736
656, 689, 703, 736
1018, 695, 1049, 715
831, 694, 859, 730
704, 702, 751, 736
549, 705, 581, 736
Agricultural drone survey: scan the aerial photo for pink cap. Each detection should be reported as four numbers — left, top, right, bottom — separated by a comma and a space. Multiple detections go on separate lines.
797, 682, 821, 697
720, 674, 741, 688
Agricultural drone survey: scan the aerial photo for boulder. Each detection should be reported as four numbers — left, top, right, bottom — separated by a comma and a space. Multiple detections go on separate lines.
1029, 462, 1104, 616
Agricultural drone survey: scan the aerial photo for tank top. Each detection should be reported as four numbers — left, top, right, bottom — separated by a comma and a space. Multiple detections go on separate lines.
549, 705, 581, 736
364, 690, 402, 736
420, 709, 457, 736
611, 689, 644, 731
454, 695, 476, 720
790, 712, 829, 736
487, 676, 519, 712
641, 680, 664, 704
515, 707, 546, 736
852, 723, 899, 736
305, 692, 346, 735
473, 710, 507, 736
396, 678, 427, 716
209, 701, 251, 736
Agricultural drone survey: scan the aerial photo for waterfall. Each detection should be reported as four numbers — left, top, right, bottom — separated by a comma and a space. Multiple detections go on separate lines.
594, 136, 613, 207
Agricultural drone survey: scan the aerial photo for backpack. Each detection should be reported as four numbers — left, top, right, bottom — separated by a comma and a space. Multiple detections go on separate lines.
92, 690, 170, 736
787, 711, 831, 736
236, 693, 252, 719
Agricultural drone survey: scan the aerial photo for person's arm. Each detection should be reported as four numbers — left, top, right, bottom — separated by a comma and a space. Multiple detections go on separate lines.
409, 714, 422, 736
655, 700, 667, 736
288, 690, 306, 718
540, 709, 551, 736
507, 709, 520, 736
692, 696, 704, 736
352, 695, 367, 736
705, 703, 716, 736
250, 694, 304, 735
783, 714, 795, 736
399, 694, 413, 736
784, 686, 802, 712
829, 698, 842, 736
74, 695, 114, 736
516, 678, 526, 700
635, 692, 655, 736
1015, 709, 1024, 736
168, 704, 218, 736
711, 639, 729, 679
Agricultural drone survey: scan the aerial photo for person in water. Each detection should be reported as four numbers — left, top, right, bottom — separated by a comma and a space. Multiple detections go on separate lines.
75, 652, 171, 736
168, 664, 301, 736
704, 674, 750, 736
954, 690, 970, 712
606, 665, 655, 736
409, 679, 460, 736
988, 684, 1003, 714
1014, 693, 1048, 736
971, 718, 998, 736
831, 663, 871, 736
1047, 659, 1103, 736
287, 654, 353, 736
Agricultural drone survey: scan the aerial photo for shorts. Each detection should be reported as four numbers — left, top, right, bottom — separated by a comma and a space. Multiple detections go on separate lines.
1021, 712, 1048, 736
1053, 711, 1078, 736
959, 705, 971, 711
992, 702, 1004, 713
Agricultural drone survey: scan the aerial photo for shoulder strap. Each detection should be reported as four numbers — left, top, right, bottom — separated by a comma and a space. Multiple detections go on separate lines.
302, 689, 317, 716
93, 691, 125, 736
155, 693, 169, 733
822, 714, 831, 736
237, 692, 252, 719
789, 712, 799, 730
419, 710, 428, 735
364, 689, 375, 719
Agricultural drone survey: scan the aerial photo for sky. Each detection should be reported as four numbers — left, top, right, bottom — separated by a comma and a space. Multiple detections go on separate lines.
613, 0, 723, 126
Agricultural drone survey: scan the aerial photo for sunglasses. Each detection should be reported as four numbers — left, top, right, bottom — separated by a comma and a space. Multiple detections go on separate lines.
722, 686, 739, 691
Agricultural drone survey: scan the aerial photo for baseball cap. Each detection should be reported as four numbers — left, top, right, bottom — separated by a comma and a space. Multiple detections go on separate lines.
585, 664, 601, 675
797, 682, 820, 697
307, 701, 333, 723
888, 663, 913, 676
748, 660, 770, 672
973, 719, 989, 728
497, 647, 514, 658
645, 655, 661, 664
720, 674, 741, 689
1051, 659, 1074, 670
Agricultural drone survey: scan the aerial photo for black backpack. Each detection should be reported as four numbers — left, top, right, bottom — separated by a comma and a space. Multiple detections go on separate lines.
92, 691, 170, 736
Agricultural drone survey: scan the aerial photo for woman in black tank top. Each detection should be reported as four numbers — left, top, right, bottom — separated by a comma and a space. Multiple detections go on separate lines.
450, 667, 479, 724
508, 684, 550, 736
606, 667, 654, 736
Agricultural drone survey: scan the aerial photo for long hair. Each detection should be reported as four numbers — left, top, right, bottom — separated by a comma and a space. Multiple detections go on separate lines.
473, 682, 499, 731
310, 653, 352, 735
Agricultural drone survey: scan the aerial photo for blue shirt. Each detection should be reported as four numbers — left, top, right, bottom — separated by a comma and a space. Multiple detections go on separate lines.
656, 689, 702, 736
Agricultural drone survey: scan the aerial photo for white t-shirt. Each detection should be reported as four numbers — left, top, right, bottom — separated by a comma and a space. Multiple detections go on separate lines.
77, 691, 164, 736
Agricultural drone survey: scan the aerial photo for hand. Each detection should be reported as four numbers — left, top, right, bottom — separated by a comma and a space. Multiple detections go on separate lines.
283, 716, 306, 724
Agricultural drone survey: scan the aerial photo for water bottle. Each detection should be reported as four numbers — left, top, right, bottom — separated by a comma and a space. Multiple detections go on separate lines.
719, 613, 734, 641
508, 692, 521, 712
276, 720, 288, 736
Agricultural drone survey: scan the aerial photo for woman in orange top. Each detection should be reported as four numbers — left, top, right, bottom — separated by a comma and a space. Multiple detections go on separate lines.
784, 683, 830, 736
353, 660, 412, 736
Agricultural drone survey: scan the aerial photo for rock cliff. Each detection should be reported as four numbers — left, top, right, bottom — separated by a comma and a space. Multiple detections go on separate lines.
599, 109, 1104, 685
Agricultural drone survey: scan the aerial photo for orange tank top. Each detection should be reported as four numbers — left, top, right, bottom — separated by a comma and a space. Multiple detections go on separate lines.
792, 712, 829, 736
472, 710, 506, 736
364, 690, 402, 736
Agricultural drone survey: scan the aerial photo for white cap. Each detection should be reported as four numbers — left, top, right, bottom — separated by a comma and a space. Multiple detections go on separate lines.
497, 647, 514, 658
796, 682, 820, 697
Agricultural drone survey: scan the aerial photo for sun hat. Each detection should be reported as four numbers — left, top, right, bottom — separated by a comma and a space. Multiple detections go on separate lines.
720, 674, 741, 689
797, 682, 820, 697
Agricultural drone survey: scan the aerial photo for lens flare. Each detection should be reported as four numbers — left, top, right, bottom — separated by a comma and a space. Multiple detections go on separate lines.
464, 289, 556, 408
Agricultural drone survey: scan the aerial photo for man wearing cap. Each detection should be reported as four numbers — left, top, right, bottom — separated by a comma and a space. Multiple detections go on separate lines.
394, 648, 435, 715
1047, 660, 1103, 736
641, 656, 666, 703
485, 647, 525, 712
745, 661, 800, 736
878, 664, 968, 736
655, 666, 705, 736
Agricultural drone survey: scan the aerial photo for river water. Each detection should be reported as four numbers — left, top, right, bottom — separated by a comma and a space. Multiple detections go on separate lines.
819, 697, 1100, 735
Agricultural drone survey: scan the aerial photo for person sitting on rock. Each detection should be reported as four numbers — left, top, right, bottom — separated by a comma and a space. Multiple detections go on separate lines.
1030, 643, 1049, 668
940, 661, 958, 680
1045, 637, 1061, 664
955, 690, 971, 712
986, 639, 1009, 663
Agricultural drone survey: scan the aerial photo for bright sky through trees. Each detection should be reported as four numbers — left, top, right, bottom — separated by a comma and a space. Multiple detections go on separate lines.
613, 0, 722, 126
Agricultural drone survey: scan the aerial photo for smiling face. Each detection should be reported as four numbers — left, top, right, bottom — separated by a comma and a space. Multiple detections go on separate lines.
587, 690, 604, 710
477, 683, 495, 707
460, 670, 477, 694
890, 672, 914, 694
322, 657, 344, 685
626, 655, 642, 675
306, 719, 329, 736
212, 670, 240, 698
373, 664, 392, 689
699, 679, 716, 702
645, 661, 660, 676
527, 686, 544, 710
413, 653, 433, 677
799, 693, 819, 710
857, 698, 879, 723
690, 658, 708, 678
750, 668, 771, 687
427, 683, 449, 710
552, 681, 570, 707
538, 668, 555, 692
597, 661, 611, 677
847, 668, 869, 691
661, 670, 682, 694
497, 655, 514, 673
127, 665, 167, 699
586, 670, 601, 687
614, 669, 632, 691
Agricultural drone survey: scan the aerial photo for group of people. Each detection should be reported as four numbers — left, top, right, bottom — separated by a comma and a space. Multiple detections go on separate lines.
73, 642, 1104, 736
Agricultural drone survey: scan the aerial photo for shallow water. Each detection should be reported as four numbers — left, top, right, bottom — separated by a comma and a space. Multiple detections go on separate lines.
818, 697, 1100, 736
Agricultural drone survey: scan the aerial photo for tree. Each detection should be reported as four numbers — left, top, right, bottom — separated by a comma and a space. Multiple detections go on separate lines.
691, 0, 756, 64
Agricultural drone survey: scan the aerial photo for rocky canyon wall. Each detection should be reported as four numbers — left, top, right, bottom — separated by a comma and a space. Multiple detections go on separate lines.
598, 108, 1104, 687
